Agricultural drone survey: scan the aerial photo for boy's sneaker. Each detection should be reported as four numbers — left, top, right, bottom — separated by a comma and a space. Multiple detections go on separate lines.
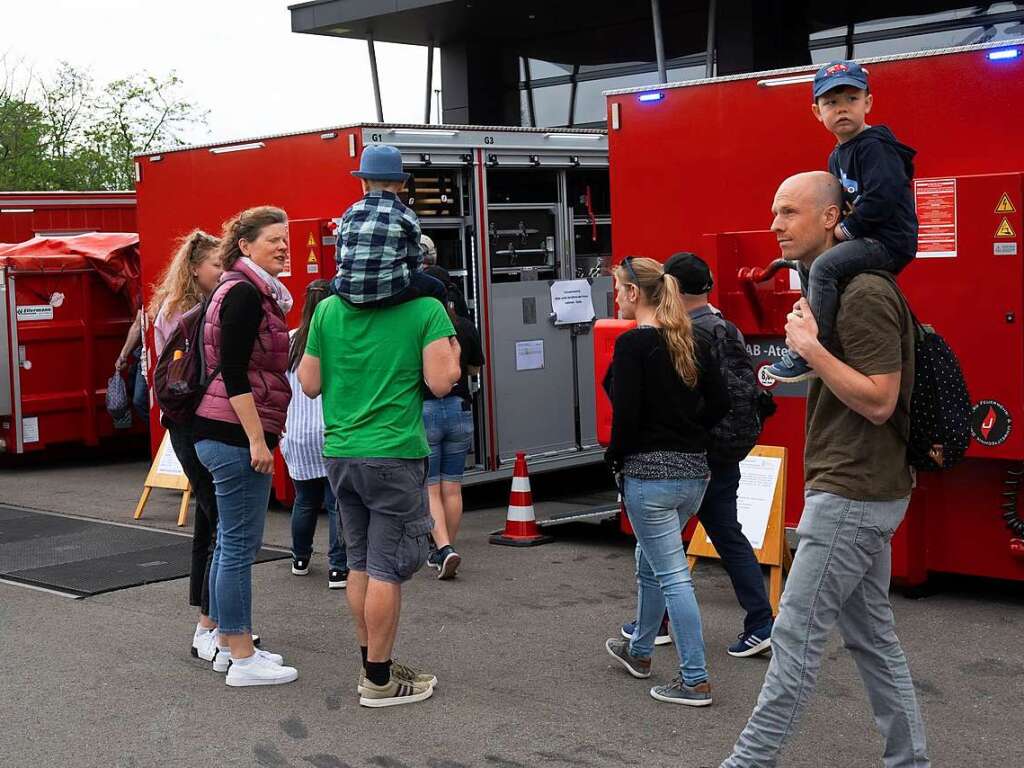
426, 548, 443, 571
650, 676, 713, 707
357, 661, 437, 694
620, 618, 673, 646
213, 646, 284, 673
436, 546, 461, 580
328, 568, 349, 589
292, 557, 310, 576
359, 675, 434, 708
191, 627, 219, 661
225, 653, 298, 687
728, 622, 774, 658
764, 350, 817, 384
605, 638, 651, 679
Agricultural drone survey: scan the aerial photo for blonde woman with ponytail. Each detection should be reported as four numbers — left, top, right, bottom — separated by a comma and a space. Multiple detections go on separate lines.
147, 231, 230, 664
603, 256, 730, 707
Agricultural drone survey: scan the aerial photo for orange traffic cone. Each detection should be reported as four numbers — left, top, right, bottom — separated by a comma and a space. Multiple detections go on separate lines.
489, 452, 553, 547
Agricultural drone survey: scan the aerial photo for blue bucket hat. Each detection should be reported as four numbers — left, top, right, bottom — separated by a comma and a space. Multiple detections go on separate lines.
813, 60, 869, 100
351, 144, 409, 182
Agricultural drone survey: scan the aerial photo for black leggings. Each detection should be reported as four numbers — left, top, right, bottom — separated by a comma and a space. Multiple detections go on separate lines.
167, 422, 218, 615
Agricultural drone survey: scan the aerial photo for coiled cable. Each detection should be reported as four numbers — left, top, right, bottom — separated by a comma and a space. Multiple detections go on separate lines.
1002, 465, 1024, 537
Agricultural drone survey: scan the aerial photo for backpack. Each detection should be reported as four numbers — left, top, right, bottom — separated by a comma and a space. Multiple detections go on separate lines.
152, 296, 221, 426
694, 313, 776, 463
863, 272, 971, 471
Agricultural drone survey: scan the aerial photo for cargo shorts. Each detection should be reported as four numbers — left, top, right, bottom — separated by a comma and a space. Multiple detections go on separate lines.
325, 457, 434, 584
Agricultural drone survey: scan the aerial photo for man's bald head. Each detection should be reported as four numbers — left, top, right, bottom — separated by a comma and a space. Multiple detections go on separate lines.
771, 172, 843, 265
780, 171, 843, 211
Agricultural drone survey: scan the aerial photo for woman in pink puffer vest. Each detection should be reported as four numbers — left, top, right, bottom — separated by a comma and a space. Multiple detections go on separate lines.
193, 206, 297, 688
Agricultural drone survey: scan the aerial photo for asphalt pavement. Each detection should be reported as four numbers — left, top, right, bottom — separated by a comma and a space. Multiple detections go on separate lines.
0, 453, 1021, 768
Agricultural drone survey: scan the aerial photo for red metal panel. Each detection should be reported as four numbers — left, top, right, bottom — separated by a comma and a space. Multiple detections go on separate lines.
0, 192, 136, 243
607, 45, 1024, 583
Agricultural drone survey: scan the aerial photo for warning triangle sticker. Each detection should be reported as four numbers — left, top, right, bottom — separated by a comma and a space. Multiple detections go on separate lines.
307, 232, 317, 247
995, 193, 1016, 214
995, 217, 1016, 238
307, 249, 318, 263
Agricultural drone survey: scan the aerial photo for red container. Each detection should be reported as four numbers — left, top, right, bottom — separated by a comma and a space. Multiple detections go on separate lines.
605, 41, 1024, 584
0, 234, 145, 454
0, 191, 136, 244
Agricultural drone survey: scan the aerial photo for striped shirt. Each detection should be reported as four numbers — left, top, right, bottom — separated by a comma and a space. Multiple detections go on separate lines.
334, 191, 422, 303
279, 334, 328, 481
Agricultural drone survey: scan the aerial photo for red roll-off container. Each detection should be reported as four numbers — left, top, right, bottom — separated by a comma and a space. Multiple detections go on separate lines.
0, 234, 146, 454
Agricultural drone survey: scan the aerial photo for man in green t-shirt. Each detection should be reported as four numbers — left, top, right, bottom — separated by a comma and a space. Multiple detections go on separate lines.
722, 172, 929, 768
299, 295, 459, 708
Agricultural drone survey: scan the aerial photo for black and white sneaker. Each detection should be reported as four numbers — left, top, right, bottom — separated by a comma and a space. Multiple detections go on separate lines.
328, 568, 349, 589
437, 546, 461, 580
191, 627, 218, 661
292, 557, 310, 576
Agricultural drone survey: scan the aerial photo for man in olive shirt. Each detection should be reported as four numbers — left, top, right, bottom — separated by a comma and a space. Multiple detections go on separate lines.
722, 172, 929, 767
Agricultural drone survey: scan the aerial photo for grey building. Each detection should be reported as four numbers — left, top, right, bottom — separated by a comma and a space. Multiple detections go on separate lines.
289, 1, 1024, 127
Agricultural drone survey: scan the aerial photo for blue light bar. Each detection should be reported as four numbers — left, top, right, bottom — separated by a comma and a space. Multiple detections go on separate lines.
988, 48, 1021, 61
637, 92, 665, 102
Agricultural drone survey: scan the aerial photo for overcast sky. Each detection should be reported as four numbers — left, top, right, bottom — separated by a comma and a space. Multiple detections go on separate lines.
2, 0, 441, 146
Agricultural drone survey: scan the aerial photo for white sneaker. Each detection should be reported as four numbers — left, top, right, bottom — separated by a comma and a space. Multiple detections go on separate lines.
225, 653, 298, 687
191, 628, 219, 662
213, 646, 283, 673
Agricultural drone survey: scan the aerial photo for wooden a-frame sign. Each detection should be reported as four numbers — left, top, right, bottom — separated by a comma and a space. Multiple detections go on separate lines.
687, 445, 793, 615
134, 431, 192, 527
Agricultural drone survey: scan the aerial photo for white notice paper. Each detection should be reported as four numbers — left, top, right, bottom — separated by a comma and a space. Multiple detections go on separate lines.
709, 454, 782, 550
157, 437, 185, 476
549, 279, 596, 325
515, 340, 545, 371
22, 416, 39, 444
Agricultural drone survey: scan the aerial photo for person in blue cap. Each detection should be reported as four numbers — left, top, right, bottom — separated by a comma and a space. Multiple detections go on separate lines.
332, 144, 446, 307
766, 60, 918, 383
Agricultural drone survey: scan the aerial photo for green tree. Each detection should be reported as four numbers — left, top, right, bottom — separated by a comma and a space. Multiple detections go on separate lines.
0, 55, 50, 189
85, 72, 208, 189
0, 56, 207, 191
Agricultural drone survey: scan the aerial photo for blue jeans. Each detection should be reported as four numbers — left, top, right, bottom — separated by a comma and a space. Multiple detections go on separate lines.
700, 460, 774, 633
131, 347, 149, 420
722, 491, 929, 768
625, 474, 710, 686
195, 440, 272, 636
423, 396, 474, 484
801, 237, 904, 350
291, 476, 347, 570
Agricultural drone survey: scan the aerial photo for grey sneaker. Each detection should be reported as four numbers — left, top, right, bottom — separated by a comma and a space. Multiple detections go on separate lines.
357, 661, 437, 694
605, 638, 651, 679
358, 675, 434, 708
649, 675, 713, 707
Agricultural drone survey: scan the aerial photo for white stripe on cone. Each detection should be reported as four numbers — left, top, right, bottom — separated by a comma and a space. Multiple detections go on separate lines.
506, 504, 537, 522
511, 476, 531, 492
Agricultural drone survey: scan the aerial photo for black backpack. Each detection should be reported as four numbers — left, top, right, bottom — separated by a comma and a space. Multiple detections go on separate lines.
862, 272, 971, 471
152, 295, 221, 426
694, 313, 776, 463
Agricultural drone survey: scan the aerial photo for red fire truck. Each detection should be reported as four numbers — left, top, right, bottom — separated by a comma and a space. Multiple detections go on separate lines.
600, 39, 1024, 585
134, 124, 614, 502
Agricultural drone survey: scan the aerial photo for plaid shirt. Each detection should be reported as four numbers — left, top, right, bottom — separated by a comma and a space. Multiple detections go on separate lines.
334, 191, 422, 304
